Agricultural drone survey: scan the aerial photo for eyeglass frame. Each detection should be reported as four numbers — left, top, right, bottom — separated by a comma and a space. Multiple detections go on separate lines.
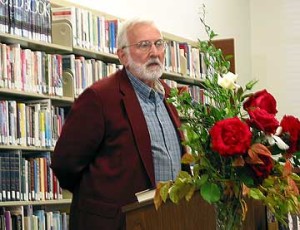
121, 39, 167, 52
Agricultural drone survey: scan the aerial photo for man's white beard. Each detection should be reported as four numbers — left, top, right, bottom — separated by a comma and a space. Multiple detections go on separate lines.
128, 56, 164, 82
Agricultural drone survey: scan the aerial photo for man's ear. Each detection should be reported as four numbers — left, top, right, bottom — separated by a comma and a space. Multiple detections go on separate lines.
117, 48, 128, 66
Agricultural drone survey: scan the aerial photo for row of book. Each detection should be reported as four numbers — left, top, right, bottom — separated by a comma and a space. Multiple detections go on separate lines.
165, 41, 208, 79
0, 3, 210, 85
61, 54, 123, 97
0, 42, 64, 97
52, 6, 119, 54
0, 150, 63, 202
0, 206, 68, 230
51, 6, 209, 79
0, 0, 52, 43
60, 50, 208, 99
0, 41, 124, 98
0, 39, 209, 99
0, 99, 65, 148
163, 79, 207, 104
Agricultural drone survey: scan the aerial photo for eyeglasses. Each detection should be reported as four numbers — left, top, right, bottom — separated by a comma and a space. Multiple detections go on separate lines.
122, 39, 167, 52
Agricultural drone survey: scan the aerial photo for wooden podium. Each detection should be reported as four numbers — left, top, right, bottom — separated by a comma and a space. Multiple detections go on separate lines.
122, 193, 267, 230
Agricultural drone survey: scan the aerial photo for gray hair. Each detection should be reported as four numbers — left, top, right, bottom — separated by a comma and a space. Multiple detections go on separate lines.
117, 18, 162, 51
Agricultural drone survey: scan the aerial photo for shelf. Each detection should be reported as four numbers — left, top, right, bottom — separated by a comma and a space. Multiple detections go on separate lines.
0, 88, 74, 105
73, 46, 119, 63
0, 199, 72, 207
162, 72, 204, 87
0, 32, 72, 54
0, 32, 119, 64
0, 145, 54, 152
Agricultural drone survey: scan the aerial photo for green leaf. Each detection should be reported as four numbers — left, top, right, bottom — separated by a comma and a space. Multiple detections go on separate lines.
200, 182, 221, 204
249, 188, 265, 200
160, 183, 171, 203
185, 186, 196, 201
169, 186, 180, 203
196, 174, 209, 187
236, 167, 254, 187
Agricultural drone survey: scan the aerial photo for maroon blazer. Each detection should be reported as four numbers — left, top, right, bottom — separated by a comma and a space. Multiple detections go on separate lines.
51, 68, 187, 230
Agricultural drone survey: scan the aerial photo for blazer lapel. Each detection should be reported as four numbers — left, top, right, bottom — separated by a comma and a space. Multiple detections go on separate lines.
118, 70, 156, 187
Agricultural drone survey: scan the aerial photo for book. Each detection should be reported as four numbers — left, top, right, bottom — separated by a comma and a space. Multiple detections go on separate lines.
16, 102, 26, 146
7, 206, 24, 230
135, 189, 156, 203
45, 211, 53, 230
33, 209, 45, 230
31, 215, 38, 230
45, 0, 52, 43
23, 205, 33, 230
8, 100, 17, 145
0, 100, 9, 145
21, 157, 29, 201
0, 0, 9, 33
0, 207, 6, 230
52, 211, 62, 229
26, 99, 52, 147
4, 210, 12, 230
0, 151, 10, 201
9, 150, 22, 201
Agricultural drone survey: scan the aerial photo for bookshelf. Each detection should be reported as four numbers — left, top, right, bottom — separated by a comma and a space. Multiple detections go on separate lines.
0, 199, 72, 207
0, 32, 72, 54
0, 0, 235, 229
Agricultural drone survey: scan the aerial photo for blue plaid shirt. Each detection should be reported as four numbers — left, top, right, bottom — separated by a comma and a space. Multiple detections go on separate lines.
127, 71, 182, 182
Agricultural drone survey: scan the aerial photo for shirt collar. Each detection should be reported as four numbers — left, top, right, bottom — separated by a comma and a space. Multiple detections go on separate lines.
126, 69, 165, 99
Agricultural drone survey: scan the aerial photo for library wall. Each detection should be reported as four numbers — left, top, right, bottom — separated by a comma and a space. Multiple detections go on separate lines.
250, 0, 300, 119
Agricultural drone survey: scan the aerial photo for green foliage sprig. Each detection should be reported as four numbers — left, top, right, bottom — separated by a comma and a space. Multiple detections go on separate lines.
155, 5, 300, 226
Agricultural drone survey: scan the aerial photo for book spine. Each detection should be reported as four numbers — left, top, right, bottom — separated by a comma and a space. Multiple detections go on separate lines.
0, 157, 2, 201
0, 153, 6, 201
27, 159, 32, 201
29, 158, 35, 200
14, 0, 23, 37
8, 101, 17, 145
9, 0, 15, 35
30, 0, 37, 40
23, 158, 29, 201
9, 152, 16, 201
0, 0, 6, 33
4, 152, 11, 201
1, 44, 6, 88
75, 8, 82, 47
45, 0, 51, 43
4, 210, 12, 230
17, 102, 26, 146
38, 157, 44, 200
15, 151, 21, 201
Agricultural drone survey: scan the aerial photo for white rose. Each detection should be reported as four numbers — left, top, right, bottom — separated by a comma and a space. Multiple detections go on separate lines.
217, 72, 238, 89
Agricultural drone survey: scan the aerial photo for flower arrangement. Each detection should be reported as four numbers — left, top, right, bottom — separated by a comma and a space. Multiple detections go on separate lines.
154, 6, 300, 229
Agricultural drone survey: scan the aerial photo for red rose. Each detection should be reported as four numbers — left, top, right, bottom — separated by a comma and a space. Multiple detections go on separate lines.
280, 115, 300, 154
247, 144, 274, 179
210, 117, 252, 157
250, 154, 273, 179
243, 89, 277, 115
247, 108, 279, 134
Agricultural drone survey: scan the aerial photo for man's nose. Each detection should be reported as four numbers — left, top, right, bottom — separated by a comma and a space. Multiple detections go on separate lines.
149, 44, 161, 57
